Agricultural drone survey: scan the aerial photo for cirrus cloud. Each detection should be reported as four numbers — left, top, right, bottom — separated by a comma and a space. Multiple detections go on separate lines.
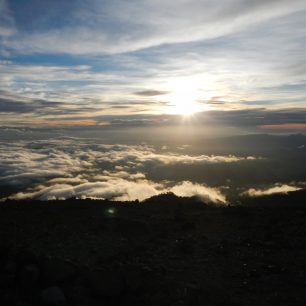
4, 0, 306, 55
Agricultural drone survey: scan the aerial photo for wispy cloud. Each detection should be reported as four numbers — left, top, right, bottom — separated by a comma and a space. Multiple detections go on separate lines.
4, 0, 306, 55
242, 184, 302, 197
0, 0, 15, 37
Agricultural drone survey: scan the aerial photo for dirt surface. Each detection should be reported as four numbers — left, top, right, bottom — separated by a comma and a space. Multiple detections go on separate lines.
1, 192, 306, 305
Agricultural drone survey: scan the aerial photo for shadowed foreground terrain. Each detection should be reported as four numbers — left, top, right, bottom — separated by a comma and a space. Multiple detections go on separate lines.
1, 191, 306, 306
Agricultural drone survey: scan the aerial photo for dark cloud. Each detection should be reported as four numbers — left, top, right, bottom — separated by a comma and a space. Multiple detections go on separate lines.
0, 91, 64, 114
75, 108, 306, 130
0, 91, 97, 116
198, 97, 226, 105
198, 109, 306, 127
46, 108, 306, 132
134, 90, 169, 97
2, 98, 305, 131
0, 98, 34, 113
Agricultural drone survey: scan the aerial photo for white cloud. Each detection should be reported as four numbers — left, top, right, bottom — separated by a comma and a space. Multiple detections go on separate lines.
0, 140, 258, 187
242, 184, 302, 197
92, 145, 256, 168
5, 0, 306, 55
4, 137, 304, 204
170, 181, 227, 205
10, 177, 227, 204
47, 176, 88, 185
101, 171, 146, 180
0, 139, 242, 203
0, 142, 87, 187
11, 179, 162, 202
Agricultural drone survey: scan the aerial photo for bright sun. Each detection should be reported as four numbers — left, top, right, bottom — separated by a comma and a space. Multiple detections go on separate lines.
164, 78, 203, 116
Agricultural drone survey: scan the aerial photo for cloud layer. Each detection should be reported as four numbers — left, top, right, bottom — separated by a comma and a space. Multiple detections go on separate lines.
0, 138, 256, 203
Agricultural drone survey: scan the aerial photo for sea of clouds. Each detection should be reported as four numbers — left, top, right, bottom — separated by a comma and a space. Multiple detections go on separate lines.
0, 137, 251, 204
0, 137, 303, 204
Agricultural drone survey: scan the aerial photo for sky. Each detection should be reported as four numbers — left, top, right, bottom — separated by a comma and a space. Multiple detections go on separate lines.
1, 1, 306, 202
0, 0, 306, 131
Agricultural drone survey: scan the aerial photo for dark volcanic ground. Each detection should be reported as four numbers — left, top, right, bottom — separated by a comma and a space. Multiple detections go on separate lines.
1, 191, 306, 306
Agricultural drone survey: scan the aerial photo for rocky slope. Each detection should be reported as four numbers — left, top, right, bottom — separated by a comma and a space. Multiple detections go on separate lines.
1, 191, 306, 305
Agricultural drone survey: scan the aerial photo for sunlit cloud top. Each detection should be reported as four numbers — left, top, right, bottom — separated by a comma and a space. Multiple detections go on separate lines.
0, 0, 306, 128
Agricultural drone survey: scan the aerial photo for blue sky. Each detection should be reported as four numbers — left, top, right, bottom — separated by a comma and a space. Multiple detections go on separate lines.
1, 0, 306, 130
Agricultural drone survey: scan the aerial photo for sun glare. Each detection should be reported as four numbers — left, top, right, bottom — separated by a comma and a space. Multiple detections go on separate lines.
164, 78, 203, 116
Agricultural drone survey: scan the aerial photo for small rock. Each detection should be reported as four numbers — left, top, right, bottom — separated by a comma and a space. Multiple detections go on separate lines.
41, 286, 66, 306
